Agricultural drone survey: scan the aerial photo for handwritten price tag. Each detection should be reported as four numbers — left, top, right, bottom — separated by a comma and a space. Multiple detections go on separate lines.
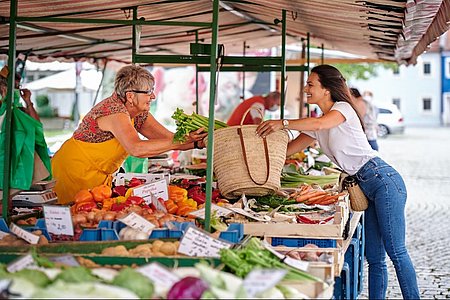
178, 226, 232, 258
138, 262, 180, 289
283, 256, 309, 271
120, 212, 155, 235
133, 180, 169, 204
49, 255, 80, 267
189, 204, 232, 219
43, 205, 74, 236
7, 254, 37, 273
0, 231, 10, 240
9, 224, 39, 244
243, 269, 287, 297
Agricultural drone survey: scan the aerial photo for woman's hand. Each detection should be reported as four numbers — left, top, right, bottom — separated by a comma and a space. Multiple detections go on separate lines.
186, 127, 208, 144
256, 120, 283, 138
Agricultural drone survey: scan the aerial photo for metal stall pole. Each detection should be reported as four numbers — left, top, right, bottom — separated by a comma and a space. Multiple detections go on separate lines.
306, 32, 311, 117
204, 0, 219, 232
280, 9, 287, 119
241, 41, 247, 101
321, 43, 324, 65
132, 7, 138, 63
195, 30, 199, 114
2, 0, 18, 221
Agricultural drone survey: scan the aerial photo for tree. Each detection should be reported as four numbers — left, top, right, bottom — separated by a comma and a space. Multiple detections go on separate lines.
332, 62, 397, 81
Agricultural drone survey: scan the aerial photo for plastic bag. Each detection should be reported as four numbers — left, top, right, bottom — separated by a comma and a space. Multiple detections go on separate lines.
0, 103, 52, 190
123, 156, 148, 173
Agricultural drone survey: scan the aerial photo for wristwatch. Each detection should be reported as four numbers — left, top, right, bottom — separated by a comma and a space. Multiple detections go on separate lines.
282, 119, 289, 129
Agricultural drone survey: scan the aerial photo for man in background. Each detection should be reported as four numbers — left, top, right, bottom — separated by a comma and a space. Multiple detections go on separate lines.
226, 91, 280, 125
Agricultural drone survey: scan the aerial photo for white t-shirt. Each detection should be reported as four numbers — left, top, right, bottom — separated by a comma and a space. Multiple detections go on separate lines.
303, 101, 378, 175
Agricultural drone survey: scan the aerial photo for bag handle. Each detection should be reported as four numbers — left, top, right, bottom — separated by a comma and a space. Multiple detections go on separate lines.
240, 106, 264, 126
237, 127, 270, 185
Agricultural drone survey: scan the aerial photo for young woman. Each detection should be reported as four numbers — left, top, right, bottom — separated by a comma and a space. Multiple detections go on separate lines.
256, 65, 419, 299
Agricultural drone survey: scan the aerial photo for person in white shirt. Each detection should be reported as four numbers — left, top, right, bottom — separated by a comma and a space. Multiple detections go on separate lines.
256, 64, 419, 299
350, 87, 379, 151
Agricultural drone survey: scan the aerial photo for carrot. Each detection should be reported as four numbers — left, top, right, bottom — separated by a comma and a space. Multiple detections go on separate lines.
305, 194, 329, 205
316, 195, 340, 205
296, 190, 324, 203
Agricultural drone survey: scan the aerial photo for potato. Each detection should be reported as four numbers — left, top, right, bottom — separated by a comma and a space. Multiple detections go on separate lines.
38, 235, 49, 245
159, 242, 177, 256
151, 240, 164, 253
101, 245, 129, 256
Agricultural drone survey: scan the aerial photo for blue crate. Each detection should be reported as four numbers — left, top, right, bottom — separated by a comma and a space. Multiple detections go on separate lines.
271, 237, 337, 248
344, 237, 360, 299
100, 228, 119, 241
334, 262, 351, 299
0, 218, 9, 233
357, 215, 365, 294
79, 228, 101, 241
219, 223, 244, 244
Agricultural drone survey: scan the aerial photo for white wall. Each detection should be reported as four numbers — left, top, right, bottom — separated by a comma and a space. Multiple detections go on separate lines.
350, 52, 442, 127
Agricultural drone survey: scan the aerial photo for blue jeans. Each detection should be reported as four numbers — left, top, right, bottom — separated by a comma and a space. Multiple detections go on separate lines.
368, 139, 379, 151
355, 157, 419, 299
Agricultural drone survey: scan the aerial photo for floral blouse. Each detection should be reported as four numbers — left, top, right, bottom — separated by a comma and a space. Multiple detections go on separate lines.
73, 93, 148, 143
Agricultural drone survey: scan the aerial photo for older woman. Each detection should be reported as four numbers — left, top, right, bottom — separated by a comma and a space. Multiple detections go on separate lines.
52, 65, 206, 204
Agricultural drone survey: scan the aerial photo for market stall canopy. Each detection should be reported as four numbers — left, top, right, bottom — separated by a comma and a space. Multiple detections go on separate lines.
0, 0, 449, 65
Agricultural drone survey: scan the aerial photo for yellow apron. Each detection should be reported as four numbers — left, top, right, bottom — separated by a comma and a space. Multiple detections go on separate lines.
51, 137, 128, 204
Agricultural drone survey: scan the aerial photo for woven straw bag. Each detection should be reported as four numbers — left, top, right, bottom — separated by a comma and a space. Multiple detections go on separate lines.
339, 173, 368, 211
213, 108, 288, 199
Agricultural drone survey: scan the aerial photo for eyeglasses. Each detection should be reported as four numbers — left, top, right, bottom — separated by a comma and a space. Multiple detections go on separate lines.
127, 88, 155, 95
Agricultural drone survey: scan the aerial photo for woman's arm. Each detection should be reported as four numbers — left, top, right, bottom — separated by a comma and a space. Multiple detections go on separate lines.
256, 110, 345, 137
20, 89, 40, 121
97, 113, 206, 158
287, 133, 315, 157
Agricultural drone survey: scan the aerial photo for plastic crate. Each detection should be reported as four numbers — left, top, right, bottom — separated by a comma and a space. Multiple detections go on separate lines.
344, 238, 360, 299
219, 223, 244, 244
357, 215, 365, 294
270, 237, 337, 248
334, 262, 351, 299
0, 218, 9, 233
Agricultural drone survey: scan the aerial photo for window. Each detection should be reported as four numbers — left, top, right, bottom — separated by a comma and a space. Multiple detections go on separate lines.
423, 62, 431, 75
392, 98, 401, 110
423, 98, 432, 111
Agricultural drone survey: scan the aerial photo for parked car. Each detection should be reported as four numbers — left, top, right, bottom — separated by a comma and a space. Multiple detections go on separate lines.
376, 103, 405, 137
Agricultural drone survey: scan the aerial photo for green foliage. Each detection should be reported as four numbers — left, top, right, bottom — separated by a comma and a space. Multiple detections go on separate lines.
36, 94, 49, 107
332, 62, 398, 81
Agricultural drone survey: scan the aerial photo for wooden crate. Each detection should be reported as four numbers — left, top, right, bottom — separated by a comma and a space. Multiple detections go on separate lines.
243, 195, 350, 238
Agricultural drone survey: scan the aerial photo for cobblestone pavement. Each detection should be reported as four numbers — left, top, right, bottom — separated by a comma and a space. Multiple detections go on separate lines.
360, 127, 450, 299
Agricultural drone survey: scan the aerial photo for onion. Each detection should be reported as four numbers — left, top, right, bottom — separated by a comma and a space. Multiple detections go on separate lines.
86, 211, 96, 222
72, 214, 87, 226
103, 212, 117, 221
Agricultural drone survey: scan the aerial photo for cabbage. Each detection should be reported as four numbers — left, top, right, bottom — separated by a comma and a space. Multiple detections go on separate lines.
112, 268, 154, 299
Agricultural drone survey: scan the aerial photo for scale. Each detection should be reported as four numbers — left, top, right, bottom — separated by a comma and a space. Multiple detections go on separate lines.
11, 181, 58, 207
12, 189, 58, 207
148, 151, 174, 168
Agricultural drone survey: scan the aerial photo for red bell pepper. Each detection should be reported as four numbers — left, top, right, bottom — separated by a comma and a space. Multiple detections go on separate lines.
112, 185, 127, 197
188, 186, 206, 205
111, 203, 127, 212
76, 201, 97, 212
127, 177, 145, 188
126, 196, 145, 206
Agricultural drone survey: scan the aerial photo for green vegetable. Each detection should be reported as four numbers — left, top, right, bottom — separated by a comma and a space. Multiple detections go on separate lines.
172, 108, 228, 142
13, 269, 51, 287
281, 172, 339, 188
220, 238, 321, 282
112, 267, 154, 299
31, 248, 55, 268
54, 266, 99, 283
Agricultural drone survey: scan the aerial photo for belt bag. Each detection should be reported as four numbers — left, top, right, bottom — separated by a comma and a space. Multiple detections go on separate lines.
339, 173, 368, 211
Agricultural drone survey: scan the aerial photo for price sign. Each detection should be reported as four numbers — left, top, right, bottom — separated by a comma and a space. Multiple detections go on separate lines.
9, 224, 39, 244
0, 231, 10, 240
283, 256, 309, 271
243, 269, 287, 297
133, 180, 169, 204
7, 254, 37, 273
151, 195, 167, 213
49, 255, 80, 267
120, 212, 155, 235
228, 207, 268, 222
138, 263, 180, 289
189, 204, 232, 219
178, 226, 232, 258
43, 205, 74, 236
